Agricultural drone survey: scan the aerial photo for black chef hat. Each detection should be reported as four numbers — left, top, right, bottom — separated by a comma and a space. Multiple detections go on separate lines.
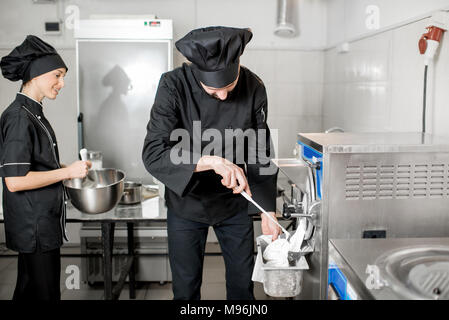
176, 26, 252, 88
0, 35, 67, 83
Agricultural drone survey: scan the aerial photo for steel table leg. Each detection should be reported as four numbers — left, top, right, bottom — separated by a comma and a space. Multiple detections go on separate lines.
101, 222, 115, 300
127, 222, 136, 299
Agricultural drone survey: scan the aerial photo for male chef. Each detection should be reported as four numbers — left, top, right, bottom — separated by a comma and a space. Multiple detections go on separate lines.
142, 26, 279, 300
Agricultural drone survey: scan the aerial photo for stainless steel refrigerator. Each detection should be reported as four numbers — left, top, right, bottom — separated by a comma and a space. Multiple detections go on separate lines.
74, 18, 173, 283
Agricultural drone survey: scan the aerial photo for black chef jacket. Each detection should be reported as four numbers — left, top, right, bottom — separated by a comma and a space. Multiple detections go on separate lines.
0, 93, 67, 253
142, 64, 278, 225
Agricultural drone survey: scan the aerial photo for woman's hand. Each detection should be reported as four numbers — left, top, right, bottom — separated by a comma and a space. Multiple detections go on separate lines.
261, 212, 281, 241
65, 160, 92, 179
5, 160, 92, 193
195, 155, 252, 195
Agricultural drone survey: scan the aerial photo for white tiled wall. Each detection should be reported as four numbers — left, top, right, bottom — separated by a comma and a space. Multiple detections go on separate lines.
326, 0, 449, 46
323, 15, 449, 137
196, 0, 327, 49
241, 49, 324, 157
323, 0, 449, 136
323, 30, 392, 132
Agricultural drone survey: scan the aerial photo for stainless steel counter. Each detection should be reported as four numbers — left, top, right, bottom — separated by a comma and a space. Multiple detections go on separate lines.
66, 197, 167, 222
0, 196, 166, 223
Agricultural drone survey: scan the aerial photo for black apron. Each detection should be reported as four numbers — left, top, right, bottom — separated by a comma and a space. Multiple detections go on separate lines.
0, 93, 67, 253
142, 64, 278, 225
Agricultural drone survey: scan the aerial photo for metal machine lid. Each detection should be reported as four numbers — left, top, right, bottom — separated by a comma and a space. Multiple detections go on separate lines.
271, 158, 310, 192
298, 132, 449, 154
375, 245, 449, 300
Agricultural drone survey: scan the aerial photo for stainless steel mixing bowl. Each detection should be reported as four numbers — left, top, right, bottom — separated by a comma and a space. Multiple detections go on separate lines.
64, 168, 125, 214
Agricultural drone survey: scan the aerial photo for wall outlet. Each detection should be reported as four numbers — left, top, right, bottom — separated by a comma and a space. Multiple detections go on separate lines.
45, 21, 61, 35
362, 230, 386, 239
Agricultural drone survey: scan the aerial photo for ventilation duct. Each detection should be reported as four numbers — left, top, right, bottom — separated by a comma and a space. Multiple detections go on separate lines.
274, 0, 297, 37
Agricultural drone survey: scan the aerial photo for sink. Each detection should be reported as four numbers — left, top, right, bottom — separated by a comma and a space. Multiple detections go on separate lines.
375, 245, 449, 300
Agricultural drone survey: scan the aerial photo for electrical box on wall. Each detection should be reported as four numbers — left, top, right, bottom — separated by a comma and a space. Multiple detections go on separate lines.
45, 21, 61, 35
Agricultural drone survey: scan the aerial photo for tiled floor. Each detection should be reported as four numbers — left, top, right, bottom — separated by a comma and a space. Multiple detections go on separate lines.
0, 245, 274, 300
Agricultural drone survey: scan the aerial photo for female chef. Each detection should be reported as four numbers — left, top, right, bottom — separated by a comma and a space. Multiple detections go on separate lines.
0, 35, 90, 300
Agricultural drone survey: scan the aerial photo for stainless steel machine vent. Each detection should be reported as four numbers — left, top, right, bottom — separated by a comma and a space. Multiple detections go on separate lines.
345, 163, 449, 200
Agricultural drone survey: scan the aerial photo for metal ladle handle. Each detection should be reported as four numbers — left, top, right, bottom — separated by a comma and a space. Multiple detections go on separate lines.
241, 191, 291, 238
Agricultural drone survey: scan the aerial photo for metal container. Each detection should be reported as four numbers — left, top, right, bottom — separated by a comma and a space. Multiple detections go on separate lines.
120, 181, 142, 205
64, 168, 125, 214
75, 20, 172, 183
263, 267, 304, 297
87, 150, 103, 170
256, 235, 306, 298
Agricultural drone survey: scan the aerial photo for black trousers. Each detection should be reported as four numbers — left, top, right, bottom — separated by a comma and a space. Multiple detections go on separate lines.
13, 248, 61, 300
167, 209, 255, 300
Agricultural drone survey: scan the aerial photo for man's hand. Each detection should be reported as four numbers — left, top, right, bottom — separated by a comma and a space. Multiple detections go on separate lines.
195, 155, 252, 195
261, 212, 281, 241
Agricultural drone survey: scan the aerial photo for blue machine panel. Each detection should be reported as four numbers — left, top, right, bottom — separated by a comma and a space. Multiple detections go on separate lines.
328, 264, 354, 300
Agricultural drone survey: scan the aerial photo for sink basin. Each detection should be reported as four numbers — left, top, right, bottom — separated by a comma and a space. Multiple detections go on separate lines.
375, 245, 449, 300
